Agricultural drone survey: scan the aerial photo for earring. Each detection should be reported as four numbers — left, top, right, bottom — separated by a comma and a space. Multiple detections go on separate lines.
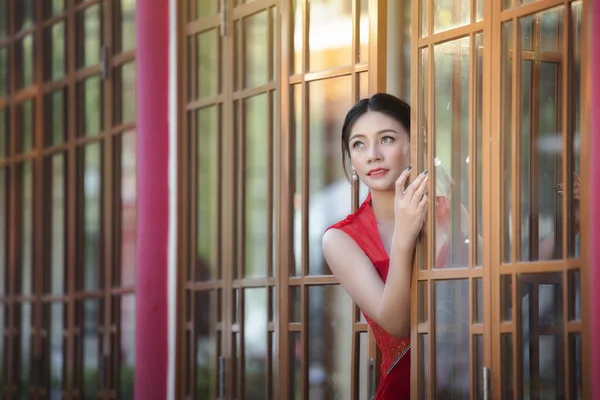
351, 168, 358, 181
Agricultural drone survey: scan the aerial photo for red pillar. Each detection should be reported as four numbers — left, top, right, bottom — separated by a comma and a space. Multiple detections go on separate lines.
134, 1, 170, 399
591, 0, 600, 395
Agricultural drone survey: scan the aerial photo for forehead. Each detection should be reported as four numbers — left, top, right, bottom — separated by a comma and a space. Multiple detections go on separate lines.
351, 111, 405, 136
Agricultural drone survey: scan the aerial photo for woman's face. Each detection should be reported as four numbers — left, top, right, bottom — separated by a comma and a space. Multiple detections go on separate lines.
348, 111, 410, 192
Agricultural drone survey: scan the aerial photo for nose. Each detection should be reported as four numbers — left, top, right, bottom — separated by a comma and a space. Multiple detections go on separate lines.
366, 144, 382, 163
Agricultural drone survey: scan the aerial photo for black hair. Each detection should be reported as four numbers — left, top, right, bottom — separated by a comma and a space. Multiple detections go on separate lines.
341, 93, 411, 180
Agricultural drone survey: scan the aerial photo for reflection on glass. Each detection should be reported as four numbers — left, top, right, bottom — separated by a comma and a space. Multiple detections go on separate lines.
17, 100, 34, 153
20, 162, 33, 295
49, 303, 64, 398
77, 5, 102, 68
196, 0, 218, 20
570, 333, 582, 399
0, 47, 8, 97
120, 295, 135, 398
290, 332, 301, 400
20, 303, 32, 396
195, 289, 216, 399
44, 22, 66, 81
50, 154, 66, 295
419, 333, 429, 397
501, 274, 512, 321
82, 144, 102, 291
501, 21, 513, 263
244, 288, 267, 399
475, 33, 484, 266
570, 1, 582, 258
0, 169, 5, 296
434, 0, 469, 34
115, 62, 137, 124
244, 94, 269, 278
433, 37, 470, 269
116, 0, 136, 53
292, 85, 302, 276
243, 11, 269, 89
196, 29, 219, 99
82, 299, 99, 397
45, 90, 67, 146
308, 285, 353, 399
568, 269, 581, 320
292, 0, 302, 74
307, 76, 352, 275
519, 273, 564, 398
77, 76, 103, 136
359, 0, 368, 63
196, 106, 218, 281
309, 0, 352, 71
120, 132, 137, 286
501, 334, 513, 400
434, 280, 469, 397
541, 8, 562, 52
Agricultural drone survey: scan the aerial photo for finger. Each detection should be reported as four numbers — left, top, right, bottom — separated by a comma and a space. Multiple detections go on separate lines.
404, 170, 428, 198
410, 174, 429, 206
395, 166, 413, 195
418, 192, 429, 212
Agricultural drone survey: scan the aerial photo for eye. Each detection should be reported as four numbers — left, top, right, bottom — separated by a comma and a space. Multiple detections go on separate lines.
381, 136, 395, 144
351, 141, 364, 149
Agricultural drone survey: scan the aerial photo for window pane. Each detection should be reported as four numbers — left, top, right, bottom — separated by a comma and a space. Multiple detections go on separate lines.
195, 106, 219, 281
19, 162, 33, 296
0, 47, 8, 97
242, 11, 269, 89
0, 0, 7, 38
570, 1, 582, 258
77, 5, 102, 68
359, 0, 368, 63
119, 132, 137, 287
244, 288, 267, 398
195, 290, 217, 397
115, 0, 136, 53
244, 93, 269, 279
44, 21, 66, 81
0, 168, 5, 296
569, 333, 583, 399
45, 89, 67, 146
433, 37, 470, 269
568, 269, 581, 320
309, 0, 352, 71
195, 0, 218, 20
81, 143, 102, 291
114, 62, 136, 125
16, 0, 33, 31
308, 285, 353, 398
501, 334, 514, 399
434, 280, 469, 397
119, 295, 135, 399
81, 299, 100, 397
434, 0, 469, 34
291, 0, 302, 74
292, 84, 302, 276
77, 76, 103, 136
19, 303, 32, 395
0, 109, 6, 158
194, 29, 219, 100
48, 154, 66, 295
501, 21, 513, 263
48, 303, 64, 398
16, 35, 34, 90
475, 33, 484, 266
43, 0, 65, 18
17, 100, 35, 154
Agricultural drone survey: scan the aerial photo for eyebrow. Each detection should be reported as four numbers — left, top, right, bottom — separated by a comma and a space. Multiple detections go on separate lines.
349, 129, 400, 141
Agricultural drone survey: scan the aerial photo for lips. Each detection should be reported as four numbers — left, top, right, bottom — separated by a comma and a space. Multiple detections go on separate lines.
367, 168, 389, 177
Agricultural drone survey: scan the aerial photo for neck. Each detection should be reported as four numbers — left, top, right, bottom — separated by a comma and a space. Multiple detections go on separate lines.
369, 189, 396, 223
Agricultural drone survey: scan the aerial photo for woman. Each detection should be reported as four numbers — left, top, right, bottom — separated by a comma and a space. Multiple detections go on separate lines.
322, 93, 428, 399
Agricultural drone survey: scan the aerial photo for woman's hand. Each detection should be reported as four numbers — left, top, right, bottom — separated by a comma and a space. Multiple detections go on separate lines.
394, 167, 429, 246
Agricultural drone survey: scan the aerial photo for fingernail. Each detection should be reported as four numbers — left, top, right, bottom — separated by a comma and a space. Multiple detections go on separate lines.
554, 185, 561, 190
406, 165, 413, 171
423, 169, 429, 175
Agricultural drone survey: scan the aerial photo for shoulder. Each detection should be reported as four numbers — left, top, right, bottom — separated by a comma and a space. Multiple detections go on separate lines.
322, 227, 367, 267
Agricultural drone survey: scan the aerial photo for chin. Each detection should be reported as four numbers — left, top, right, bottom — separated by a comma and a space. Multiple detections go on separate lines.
365, 179, 396, 192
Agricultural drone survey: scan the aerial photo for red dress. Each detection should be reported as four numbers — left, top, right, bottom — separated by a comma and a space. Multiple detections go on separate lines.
326, 194, 411, 399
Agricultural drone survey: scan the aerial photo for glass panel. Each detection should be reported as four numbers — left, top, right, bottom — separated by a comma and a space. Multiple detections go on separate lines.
419, 333, 429, 397
418, 281, 428, 323
195, 289, 217, 397
309, 0, 352, 71
474, 335, 483, 399
45, 89, 67, 146
0, 169, 5, 296
119, 295, 135, 398
292, 0, 302, 74
195, 0, 218, 20
244, 94, 269, 279
541, 8, 562, 52
501, 334, 514, 399
308, 285, 353, 398
570, 333, 582, 399
501, 274, 512, 321
43, 0, 65, 18
244, 288, 267, 398
290, 332, 301, 400
474, 278, 482, 323
0, 47, 8, 97
476, 0, 483, 21
115, 0, 136, 53
20, 303, 32, 395
0, 0, 7, 38
519, 273, 564, 398
358, 72, 368, 100
17, 100, 34, 153
568, 269, 580, 320
570, 1, 582, 258
290, 286, 301, 323
49, 303, 64, 397
16, 0, 33, 31
292, 84, 302, 277
521, 15, 534, 51
421, 0, 429, 37
433, 37, 470, 269
195, 29, 219, 99
308, 76, 352, 275
434, 280, 469, 397
434, 0, 469, 34
0, 108, 6, 157
82, 299, 100, 397
77, 76, 103, 136
243, 11, 268, 89
44, 22, 66, 81
77, 5, 102, 68
82, 144, 102, 291
114, 62, 136, 125
501, 21, 513, 263
359, 0, 368, 63
49, 154, 66, 295
20, 162, 33, 295
196, 106, 219, 281
359, 332, 368, 400
0, 304, 3, 391
119, 132, 137, 286
475, 33, 483, 266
